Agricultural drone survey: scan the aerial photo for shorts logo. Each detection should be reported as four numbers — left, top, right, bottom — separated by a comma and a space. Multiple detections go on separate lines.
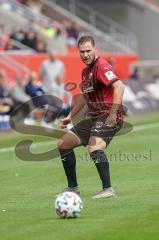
105, 71, 116, 81
95, 122, 104, 128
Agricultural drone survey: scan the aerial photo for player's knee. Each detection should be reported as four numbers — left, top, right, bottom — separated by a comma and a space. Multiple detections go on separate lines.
87, 145, 99, 153
57, 139, 66, 150
87, 142, 106, 153
88, 137, 106, 153
57, 138, 74, 150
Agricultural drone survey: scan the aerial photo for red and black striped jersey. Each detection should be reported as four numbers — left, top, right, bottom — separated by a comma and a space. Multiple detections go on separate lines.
81, 57, 120, 115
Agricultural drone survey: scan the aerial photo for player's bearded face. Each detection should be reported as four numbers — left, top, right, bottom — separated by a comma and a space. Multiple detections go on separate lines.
79, 41, 96, 65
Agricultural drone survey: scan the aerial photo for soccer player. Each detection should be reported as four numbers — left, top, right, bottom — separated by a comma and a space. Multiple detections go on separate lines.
57, 36, 125, 199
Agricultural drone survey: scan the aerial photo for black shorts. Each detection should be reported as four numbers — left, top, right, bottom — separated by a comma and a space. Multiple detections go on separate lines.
70, 114, 122, 146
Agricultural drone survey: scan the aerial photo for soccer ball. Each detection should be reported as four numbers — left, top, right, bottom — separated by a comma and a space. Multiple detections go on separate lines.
55, 192, 83, 219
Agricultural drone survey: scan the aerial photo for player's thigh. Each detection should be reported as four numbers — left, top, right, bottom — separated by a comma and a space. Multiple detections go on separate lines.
88, 136, 106, 153
71, 118, 92, 146
58, 131, 82, 149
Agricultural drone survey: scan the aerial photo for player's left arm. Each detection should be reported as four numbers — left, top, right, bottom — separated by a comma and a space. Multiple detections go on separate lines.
97, 62, 125, 126
105, 80, 125, 126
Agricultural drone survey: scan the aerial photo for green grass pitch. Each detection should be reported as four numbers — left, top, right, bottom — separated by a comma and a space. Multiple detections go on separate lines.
0, 112, 159, 240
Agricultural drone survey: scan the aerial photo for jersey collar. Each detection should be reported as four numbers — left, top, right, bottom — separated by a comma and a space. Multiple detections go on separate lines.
88, 56, 100, 69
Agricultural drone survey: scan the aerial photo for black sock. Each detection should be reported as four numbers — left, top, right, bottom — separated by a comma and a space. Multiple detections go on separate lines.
90, 150, 111, 189
59, 149, 78, 188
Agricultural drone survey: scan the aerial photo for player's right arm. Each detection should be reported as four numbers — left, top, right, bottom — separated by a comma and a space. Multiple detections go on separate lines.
60, 93, 86, 128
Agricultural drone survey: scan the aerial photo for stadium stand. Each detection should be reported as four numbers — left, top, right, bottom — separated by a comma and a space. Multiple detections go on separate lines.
18, 0, 43, 14
0, 0, 68, 53
0, 0, 142, 131
78, 0, 159, 60
45, 0, 137, 54
0, 0, 139, 55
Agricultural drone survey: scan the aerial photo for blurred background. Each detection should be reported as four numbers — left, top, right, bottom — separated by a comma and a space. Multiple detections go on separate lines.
0, 0, 159, 130
1, 2, 159, 238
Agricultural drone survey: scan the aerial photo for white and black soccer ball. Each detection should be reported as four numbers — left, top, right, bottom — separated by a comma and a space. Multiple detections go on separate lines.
55, 192, 83, 219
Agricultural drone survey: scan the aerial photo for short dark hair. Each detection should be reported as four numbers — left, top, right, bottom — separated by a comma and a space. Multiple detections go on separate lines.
78, 35, 95, 47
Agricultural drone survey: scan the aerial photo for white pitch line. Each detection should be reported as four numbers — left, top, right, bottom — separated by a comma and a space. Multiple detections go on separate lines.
133, 122, 159, 131
0, 140, 55, 153
0, 122, 159, 153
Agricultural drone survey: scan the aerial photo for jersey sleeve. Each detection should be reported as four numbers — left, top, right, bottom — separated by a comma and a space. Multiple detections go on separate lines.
97, 63, 119, 87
